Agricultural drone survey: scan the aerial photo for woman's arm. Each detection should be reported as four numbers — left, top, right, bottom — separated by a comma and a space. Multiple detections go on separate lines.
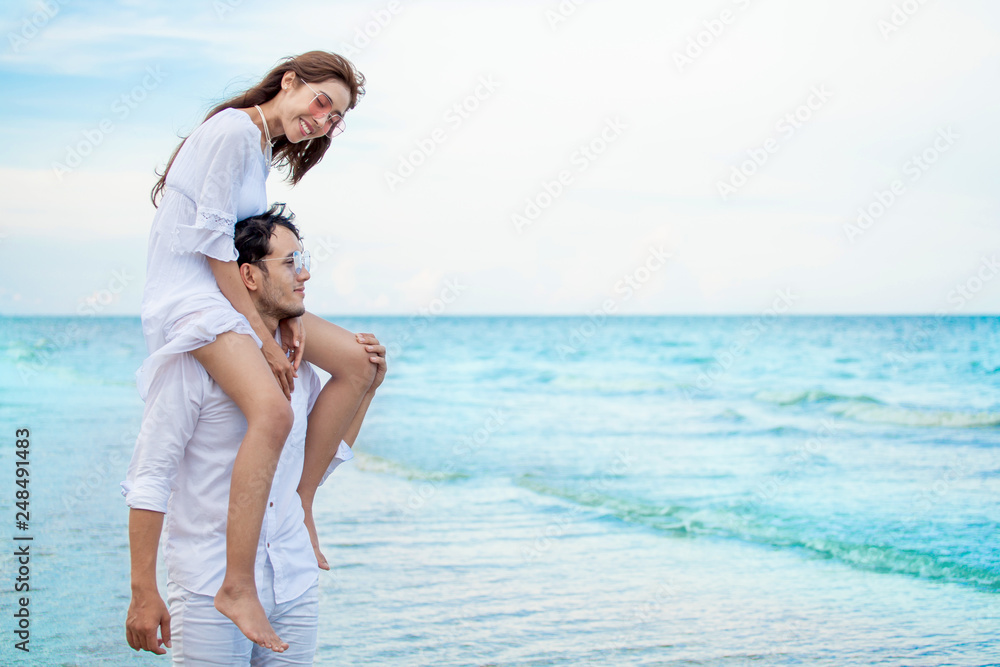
208, 258, 296, 398
342, 334, 386, 446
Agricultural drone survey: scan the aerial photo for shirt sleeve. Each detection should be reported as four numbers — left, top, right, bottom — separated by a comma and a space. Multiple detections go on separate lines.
171, 112, 258, 261
121, 355, 205, 512
319, 441, 354, 487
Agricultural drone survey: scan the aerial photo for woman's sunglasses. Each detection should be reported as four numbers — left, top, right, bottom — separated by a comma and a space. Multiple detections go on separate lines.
299, 76, 346, 139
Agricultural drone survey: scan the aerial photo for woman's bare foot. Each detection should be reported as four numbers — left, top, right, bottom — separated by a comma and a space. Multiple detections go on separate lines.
214, 581, 288, 652
302, 507, 330, 570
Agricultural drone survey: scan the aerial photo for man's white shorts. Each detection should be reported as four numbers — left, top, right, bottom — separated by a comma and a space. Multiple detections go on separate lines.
166, 557, 319, 666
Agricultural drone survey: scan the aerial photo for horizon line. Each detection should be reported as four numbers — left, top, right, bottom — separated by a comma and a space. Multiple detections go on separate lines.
3, 312, 1000, 319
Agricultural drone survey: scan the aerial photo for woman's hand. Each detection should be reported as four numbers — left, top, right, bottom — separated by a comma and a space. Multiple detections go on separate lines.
355, 332, 386, 393
279, 316, 306, 372
261, 337, 295, 400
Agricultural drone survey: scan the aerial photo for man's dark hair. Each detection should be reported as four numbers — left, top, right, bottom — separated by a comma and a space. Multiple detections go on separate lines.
234, 202, 301, 270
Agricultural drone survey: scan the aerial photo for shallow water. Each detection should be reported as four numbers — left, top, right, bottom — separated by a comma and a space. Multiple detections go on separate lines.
0, 315, 997, 665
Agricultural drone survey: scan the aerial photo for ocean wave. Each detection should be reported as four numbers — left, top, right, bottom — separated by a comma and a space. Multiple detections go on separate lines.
671, 355, 715, 365
515, 476, 700, 534
516, 478, 1000, 591
354, 453, 470, 482
755, 388, 1000, 429
759, 425, 813, 437
754, 389, 882, 406
711, 409, 747, 423
550, 375, 673, 395
795, 537, 999, 589
830, 403, 1000, 428
3, 339, 58, 364
970, 361, 1000, 374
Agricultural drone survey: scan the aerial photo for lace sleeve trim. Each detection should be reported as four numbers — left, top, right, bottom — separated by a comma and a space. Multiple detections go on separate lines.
194, 206, 237, 236
170, 205, 239, 260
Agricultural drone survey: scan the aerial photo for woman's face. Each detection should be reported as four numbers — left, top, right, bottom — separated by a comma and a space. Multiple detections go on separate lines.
278, 73, 352, 143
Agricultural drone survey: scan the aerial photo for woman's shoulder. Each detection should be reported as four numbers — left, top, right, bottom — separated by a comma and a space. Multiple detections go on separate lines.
189, 108, 259, 150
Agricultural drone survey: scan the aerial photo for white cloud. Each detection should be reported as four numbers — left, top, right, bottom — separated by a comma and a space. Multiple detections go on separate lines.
2, 0, 999, 314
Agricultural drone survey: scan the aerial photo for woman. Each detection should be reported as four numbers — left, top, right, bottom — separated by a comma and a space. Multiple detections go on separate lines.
141, 51, 376, 652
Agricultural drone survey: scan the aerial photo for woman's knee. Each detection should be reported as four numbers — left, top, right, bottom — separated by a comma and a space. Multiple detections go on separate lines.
344, 344, 377, 393
247, 395, 294, 440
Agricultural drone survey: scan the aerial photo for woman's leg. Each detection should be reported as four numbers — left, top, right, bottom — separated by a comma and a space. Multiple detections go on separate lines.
298, 312, 377, 569
191, 331, 293, 653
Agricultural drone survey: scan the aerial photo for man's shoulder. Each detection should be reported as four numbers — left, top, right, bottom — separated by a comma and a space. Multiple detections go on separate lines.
149, 352, 212, 399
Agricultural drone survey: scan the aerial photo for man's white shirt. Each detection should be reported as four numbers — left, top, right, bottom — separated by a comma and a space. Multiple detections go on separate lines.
121, 350, 351, 604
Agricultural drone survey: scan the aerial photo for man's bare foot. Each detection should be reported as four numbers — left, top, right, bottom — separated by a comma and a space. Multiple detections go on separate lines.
303, 508, 330, 570
214, 582, 288, 652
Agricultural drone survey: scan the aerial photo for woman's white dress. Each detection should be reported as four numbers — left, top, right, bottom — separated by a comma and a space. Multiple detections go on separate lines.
137, 108, 272, 399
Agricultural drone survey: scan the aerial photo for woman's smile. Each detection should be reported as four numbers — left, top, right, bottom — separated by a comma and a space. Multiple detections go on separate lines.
299, 117, 316, 138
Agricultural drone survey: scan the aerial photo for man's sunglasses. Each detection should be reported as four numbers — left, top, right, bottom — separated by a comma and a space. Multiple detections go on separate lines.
253, 250, 311, 275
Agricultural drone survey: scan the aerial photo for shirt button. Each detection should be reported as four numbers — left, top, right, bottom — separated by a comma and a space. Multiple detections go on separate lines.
269, 502, 273, 507
267, 543, 270, 547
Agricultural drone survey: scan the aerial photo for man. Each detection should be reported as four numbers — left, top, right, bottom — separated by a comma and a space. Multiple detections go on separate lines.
122, 204, 385, 663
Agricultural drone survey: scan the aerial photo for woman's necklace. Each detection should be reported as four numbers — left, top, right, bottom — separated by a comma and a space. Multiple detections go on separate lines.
254, 104, 274, 147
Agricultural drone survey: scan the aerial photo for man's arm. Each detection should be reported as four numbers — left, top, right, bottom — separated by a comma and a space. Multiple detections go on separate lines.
121, 354, 204, 654
125, 509, 171, 654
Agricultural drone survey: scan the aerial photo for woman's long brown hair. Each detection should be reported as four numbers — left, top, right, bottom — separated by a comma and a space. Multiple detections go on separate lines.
151, 51, 365, 207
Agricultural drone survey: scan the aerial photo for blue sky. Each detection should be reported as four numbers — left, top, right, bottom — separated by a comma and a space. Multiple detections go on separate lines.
1, 0, 999, 315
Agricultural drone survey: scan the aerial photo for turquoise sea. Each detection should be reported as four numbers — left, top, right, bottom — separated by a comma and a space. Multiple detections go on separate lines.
0, 315, 998, 665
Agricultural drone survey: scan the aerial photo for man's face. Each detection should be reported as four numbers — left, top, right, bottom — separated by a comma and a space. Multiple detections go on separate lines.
254, 225, 310, 321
